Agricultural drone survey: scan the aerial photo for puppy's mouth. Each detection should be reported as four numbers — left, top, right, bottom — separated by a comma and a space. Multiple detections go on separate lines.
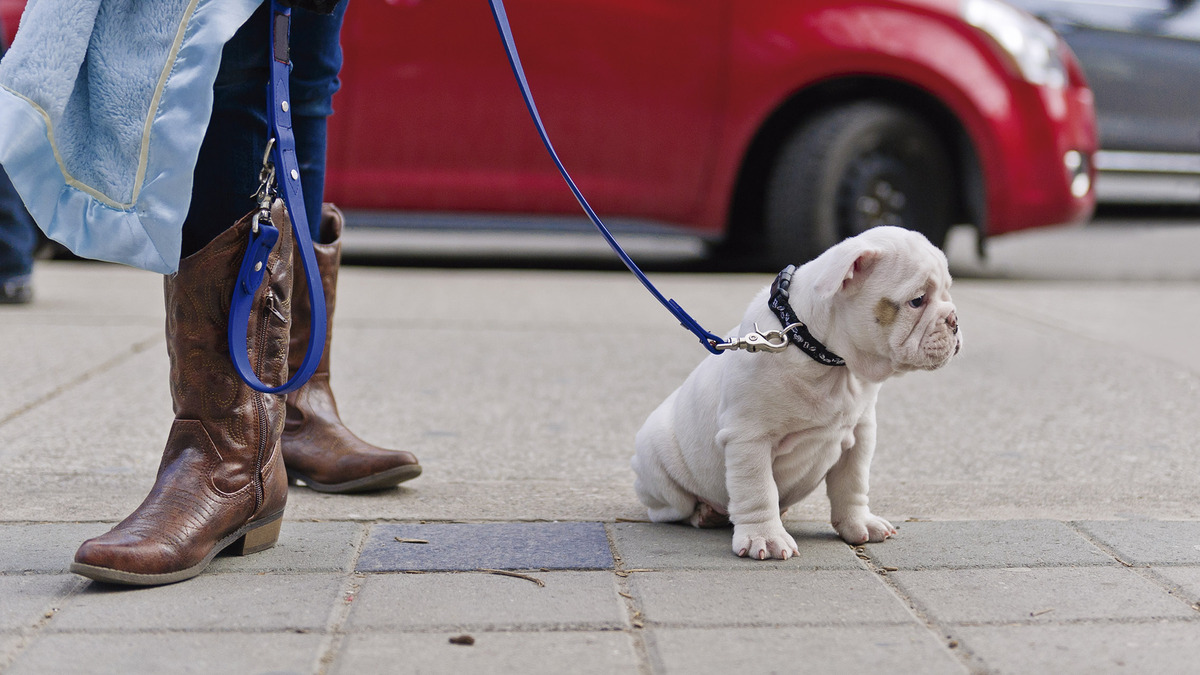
918, 328, 961, 370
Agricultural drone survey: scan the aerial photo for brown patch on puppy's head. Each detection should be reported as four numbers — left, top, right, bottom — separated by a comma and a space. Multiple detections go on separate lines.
874, 298, 899, 327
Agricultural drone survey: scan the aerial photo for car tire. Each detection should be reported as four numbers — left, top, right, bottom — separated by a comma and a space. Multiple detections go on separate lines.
763, 101, 952, 268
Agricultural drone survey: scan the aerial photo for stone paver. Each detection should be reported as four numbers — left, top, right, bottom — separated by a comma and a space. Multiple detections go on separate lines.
0, 523, 112, 574
1078, 520, 1200, 565
356, 522, 613, 572
630, 569, 915, 627
4, 632, 326, 675
347, 571, 626, 631
1150, 566, 1200, 604
956, 623, 1200, 675
610, 521, 863, 570
864, 520, 1114, 569
892, 566, 1193, 624
51, 573, 344, 632
333, 631, 640, 675
0, 576, 82, 632
648, 626, 967, 675
208, 521, 365, 574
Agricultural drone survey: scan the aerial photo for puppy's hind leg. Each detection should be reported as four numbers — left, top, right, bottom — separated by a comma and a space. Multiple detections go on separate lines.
632, 443, 702, 524
633, 463, 699, 523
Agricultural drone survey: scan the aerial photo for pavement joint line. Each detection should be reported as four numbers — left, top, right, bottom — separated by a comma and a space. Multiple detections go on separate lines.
933, 615, 1200, 628
1064, 520, 1135, 565
0, 574, 87, 672
312, 522, 371, 675
602, 523, 654, 675
853, 543, 981, 673
0, 332, 159, 428
1060, 520, 1200, 614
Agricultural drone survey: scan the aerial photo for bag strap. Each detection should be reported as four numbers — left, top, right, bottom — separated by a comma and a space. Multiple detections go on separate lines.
485, 0, 728, 355
228, 1, 327, 394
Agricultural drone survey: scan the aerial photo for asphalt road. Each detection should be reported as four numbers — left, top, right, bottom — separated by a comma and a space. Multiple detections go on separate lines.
339, 208, 1200, 282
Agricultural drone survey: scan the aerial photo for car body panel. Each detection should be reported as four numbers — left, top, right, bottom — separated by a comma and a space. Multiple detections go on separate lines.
329, 0, 1095, 240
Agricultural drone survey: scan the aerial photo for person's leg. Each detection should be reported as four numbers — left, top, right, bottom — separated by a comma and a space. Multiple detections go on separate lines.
70, 3, 353, 585
288, 2, 346, 242
0, 164, 37, 304
276, 3, 423, 492
179, 2, 271, 257
180, 2, 344, 256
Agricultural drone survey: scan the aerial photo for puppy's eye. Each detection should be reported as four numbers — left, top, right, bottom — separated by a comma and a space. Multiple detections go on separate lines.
908, 295, 925, 309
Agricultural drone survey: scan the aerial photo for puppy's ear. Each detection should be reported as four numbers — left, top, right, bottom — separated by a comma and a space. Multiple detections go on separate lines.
814, 245, 882, 299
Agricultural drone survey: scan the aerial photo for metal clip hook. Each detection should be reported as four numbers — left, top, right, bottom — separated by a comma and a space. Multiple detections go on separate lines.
713, 323, 792, 353
252, 138, 278, 234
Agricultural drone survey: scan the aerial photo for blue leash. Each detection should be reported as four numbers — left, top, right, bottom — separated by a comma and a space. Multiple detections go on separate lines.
228, 1, 327, 394
486, 0, 728, 355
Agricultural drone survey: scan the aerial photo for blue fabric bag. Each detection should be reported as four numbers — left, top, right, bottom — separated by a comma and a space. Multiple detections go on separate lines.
0, 0, 261, 274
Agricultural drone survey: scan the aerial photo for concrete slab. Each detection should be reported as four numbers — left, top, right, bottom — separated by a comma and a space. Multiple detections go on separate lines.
1150, 566, 1200, 605
867, 297, 1200, 521
333, 631, 640, 675
6, 265, 1200, 525
207, 520, 365, 574
0, 345, 171, 484
4, 631, 325, 675
51, 573, 343, 632
355, 522, 613, 572
647, 625, 966, 675
629, 569, 915, 627
863, 521, 1115, 569
0, 324, 160, 423
1077, 520, 1200, 565
347, 571, 627, 631
0, 634, 22, 671
891, 567, 1193, 624
0, 576, 82, 632
0, 523, 112, 573
609, 522, 863, 570
956, 622, 1200, 675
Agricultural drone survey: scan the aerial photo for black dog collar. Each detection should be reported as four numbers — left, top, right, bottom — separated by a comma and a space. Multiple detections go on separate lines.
768, 266, 846, 367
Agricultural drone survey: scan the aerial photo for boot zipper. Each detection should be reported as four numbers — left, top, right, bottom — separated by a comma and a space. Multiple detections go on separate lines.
251, 288, 274, 514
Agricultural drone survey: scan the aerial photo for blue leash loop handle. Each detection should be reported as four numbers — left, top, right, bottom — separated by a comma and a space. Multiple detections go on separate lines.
228, 1, 328, 394
485, 0, 726, 355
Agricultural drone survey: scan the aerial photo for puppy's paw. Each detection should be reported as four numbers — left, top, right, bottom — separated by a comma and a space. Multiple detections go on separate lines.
833, 514, 896, 545
732, 522, 799, 560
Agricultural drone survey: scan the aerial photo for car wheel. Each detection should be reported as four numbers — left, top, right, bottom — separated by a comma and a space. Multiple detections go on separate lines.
763, 101, 952, 268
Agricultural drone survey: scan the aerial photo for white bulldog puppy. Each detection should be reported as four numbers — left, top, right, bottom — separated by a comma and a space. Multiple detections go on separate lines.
632, 226, 961, 560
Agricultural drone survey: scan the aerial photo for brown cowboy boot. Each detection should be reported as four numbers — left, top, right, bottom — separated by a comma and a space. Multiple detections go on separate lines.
281, 203, 421, 493
72, 204, 294, 585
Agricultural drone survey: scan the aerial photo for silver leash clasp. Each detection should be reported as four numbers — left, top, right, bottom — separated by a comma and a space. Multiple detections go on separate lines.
252, 138, 278, 233
713, 323, 792, 353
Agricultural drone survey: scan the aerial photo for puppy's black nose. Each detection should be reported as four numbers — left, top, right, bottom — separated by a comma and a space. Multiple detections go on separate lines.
946, 312, 958, 334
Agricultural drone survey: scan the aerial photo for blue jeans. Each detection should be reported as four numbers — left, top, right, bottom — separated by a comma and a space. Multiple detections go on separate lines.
0, 159, 36, 281
0, 19, 37, 281
181, 1, 346, 258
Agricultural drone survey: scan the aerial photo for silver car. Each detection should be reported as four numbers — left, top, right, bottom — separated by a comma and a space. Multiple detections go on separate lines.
1010, 0, 1200, 203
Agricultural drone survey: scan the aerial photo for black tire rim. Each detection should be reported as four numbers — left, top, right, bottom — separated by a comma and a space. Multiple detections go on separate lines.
837, 153, 914, 238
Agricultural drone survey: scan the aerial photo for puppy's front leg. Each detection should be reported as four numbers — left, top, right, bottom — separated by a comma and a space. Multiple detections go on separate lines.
724, 436, 799, 560
826, 414, 896, 545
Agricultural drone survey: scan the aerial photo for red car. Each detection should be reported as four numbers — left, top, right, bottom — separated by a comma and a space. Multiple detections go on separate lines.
3, 0, 1097, 267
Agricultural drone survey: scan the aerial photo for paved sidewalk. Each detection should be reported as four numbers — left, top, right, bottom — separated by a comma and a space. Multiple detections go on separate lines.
2, 260, 1199, 674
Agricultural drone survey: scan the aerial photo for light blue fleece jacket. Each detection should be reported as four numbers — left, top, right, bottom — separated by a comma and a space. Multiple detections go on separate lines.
0, 0, 262, 273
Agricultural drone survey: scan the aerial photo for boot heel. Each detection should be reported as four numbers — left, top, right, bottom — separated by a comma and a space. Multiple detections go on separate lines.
230, 515, 282, 556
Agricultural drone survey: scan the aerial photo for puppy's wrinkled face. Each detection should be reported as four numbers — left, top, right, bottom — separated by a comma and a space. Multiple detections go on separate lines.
862, 235, 961, 372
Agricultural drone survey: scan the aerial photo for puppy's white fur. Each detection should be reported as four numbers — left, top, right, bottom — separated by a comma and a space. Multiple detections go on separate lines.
632, 226, 961, 560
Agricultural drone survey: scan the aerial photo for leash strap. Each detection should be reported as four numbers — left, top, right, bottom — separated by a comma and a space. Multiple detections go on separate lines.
485, 0, 727, 355
228, 1, 327, 394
